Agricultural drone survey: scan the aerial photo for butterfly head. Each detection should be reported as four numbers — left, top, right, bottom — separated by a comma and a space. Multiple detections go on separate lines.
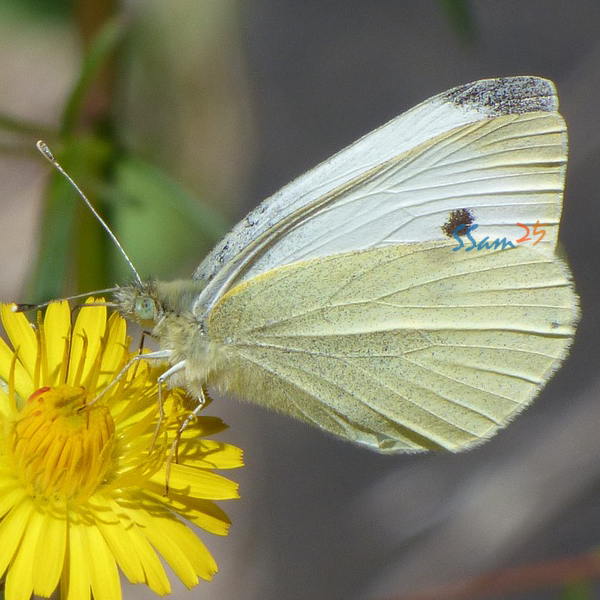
115, 278, 208, 327
114, 281, 161, 328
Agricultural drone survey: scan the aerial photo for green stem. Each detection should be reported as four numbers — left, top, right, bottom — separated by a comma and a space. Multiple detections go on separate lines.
60, 15, 125, 136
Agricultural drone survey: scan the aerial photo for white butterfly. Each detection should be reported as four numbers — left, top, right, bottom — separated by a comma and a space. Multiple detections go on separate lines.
58, 76, 581, 453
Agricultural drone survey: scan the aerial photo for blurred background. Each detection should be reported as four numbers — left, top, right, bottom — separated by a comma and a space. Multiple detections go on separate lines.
1, 1, 600, 599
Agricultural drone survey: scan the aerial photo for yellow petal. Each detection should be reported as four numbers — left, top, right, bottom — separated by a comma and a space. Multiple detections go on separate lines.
84, 521, 122, 600
4, 502, 44, 600
33, 502, 67, 596
146, 490, 232, 535
43, 301, 71, 386
0, 497, 34, 577
97, 312, 128, 389
68, 301, 106, 387
152, 511, 218, 583
0, 305, 35, 396
0, 483, 26, 521
0, 390, 12, 420
125, 502, 215, 586
179, 498, 232, 536
181, 440, 244, 469
158, 464, 240, 500
109, 498, 171, 596
63, 519, 91, 600
88, 496, 146, 584
1, 305, 37, 376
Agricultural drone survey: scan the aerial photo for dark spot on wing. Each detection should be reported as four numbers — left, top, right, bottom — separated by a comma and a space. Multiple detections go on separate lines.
444, 77, 556, 117
441, 208, 475, 238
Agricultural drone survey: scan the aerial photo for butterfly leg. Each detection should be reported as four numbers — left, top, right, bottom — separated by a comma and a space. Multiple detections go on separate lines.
152, 359, 187, 449
93, 348, 176, 448
91, 349, 172, 406
165, 385, 208, 495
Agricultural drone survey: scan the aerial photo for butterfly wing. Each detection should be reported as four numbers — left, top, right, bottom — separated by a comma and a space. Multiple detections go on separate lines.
193, 77, 566, 315
188, 76, 577, 452
207, 242, 577, 452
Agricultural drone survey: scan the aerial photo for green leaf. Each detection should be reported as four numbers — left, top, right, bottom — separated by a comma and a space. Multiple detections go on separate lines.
0, 112, 56, 139
105, 154, 229, 282
0, 0, 72, 21
438, 0, 477, 43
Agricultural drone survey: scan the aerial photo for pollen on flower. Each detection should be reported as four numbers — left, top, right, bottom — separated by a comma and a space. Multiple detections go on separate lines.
7, 384, 116, 502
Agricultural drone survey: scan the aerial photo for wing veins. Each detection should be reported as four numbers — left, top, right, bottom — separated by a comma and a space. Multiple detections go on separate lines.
339, 353, 506, 429
374, 115, 560, 189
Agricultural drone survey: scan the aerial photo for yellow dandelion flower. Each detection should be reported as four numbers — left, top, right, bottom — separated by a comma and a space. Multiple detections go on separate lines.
0, 300, 243, 600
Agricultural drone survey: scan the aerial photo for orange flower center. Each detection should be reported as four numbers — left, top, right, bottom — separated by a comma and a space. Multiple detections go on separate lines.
8, 385, 115, 502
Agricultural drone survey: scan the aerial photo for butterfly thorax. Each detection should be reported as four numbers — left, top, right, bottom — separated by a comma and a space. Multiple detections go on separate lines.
115, 279, 227, 393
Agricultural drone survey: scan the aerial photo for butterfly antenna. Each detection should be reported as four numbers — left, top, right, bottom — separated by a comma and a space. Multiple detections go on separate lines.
36, 140, 143, 286
13, 288, 119, 313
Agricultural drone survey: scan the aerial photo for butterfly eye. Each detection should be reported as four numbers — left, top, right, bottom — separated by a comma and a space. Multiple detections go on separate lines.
134, 297, 157, 322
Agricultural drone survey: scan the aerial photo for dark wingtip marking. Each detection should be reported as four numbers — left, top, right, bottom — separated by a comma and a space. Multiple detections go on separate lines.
444, 76, 557, 117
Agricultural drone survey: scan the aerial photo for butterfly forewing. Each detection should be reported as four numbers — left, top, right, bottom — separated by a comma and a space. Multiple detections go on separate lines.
193, 77, 565, 315
194, 77, 560, 285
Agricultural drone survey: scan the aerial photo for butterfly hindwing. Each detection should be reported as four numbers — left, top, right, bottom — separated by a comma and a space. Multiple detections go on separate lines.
207, 242, 577, 452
